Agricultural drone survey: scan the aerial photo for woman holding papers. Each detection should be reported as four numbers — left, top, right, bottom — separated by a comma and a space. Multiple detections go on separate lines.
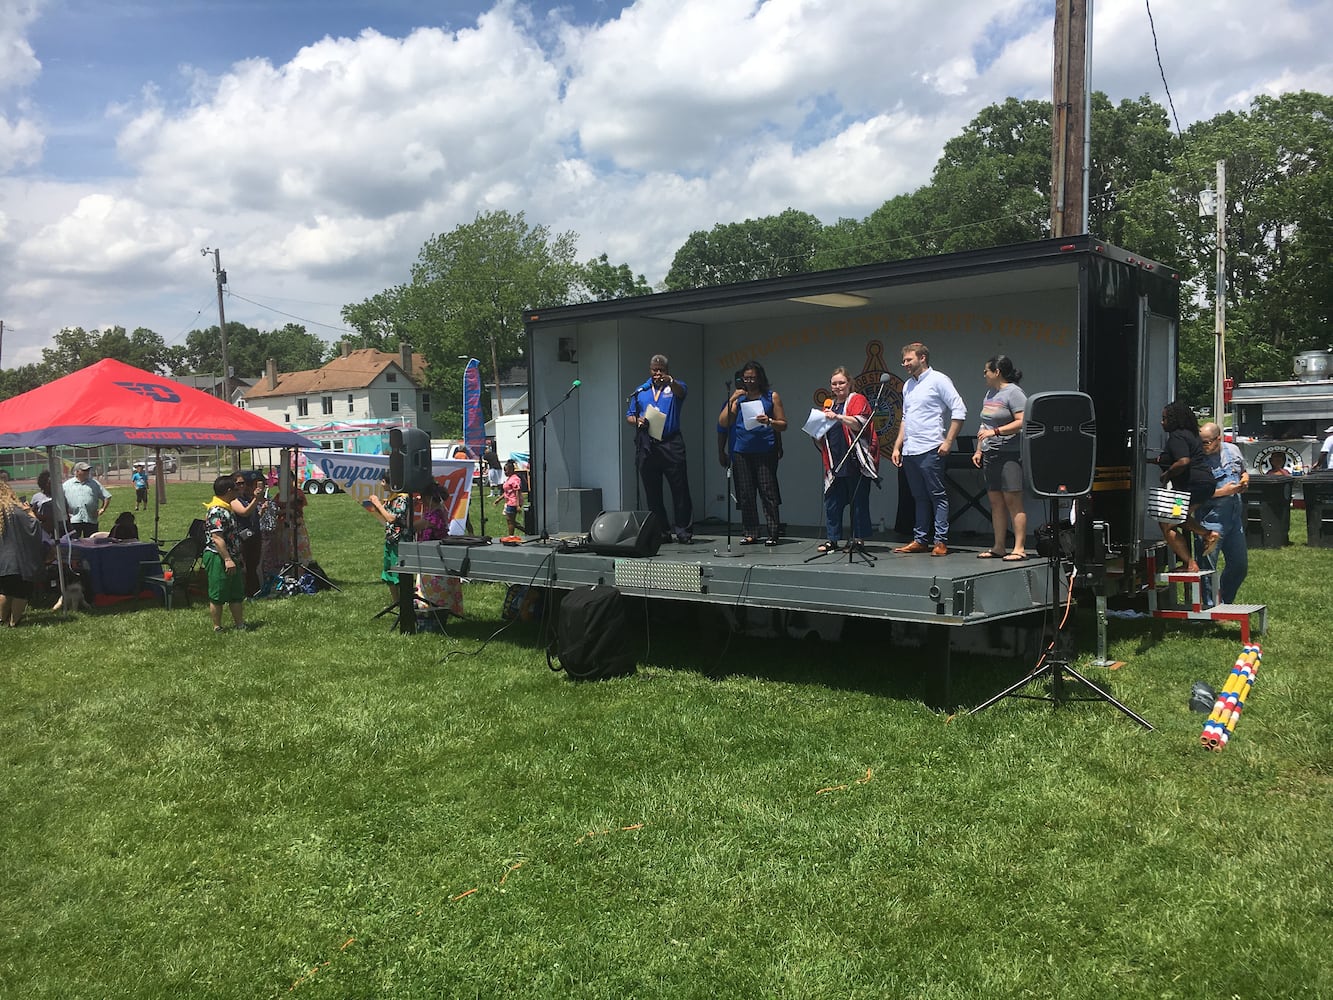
719, 361, 787, 545
815, 366, 879, 552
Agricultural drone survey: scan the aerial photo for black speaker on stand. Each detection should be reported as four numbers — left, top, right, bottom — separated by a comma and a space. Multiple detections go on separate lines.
971, 392, 1151, 728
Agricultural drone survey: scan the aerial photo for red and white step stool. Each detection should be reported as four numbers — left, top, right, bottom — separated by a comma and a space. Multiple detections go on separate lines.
1145, 550, 1267, 644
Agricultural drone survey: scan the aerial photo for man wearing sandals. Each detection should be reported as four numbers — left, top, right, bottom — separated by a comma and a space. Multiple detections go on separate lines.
891, 343, 966, 557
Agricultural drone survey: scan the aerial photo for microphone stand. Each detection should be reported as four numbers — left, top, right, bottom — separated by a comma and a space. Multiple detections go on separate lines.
714, 380, 742, 558
536, 381, 581, 544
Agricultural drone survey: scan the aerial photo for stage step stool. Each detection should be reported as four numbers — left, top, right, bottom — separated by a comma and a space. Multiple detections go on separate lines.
1144, 550, 1267, 644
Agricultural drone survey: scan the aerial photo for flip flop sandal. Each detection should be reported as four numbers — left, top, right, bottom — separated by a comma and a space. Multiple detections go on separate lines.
1002, 552, 1030, 561
739, 536, 759, 545
976, 550, 1003, 559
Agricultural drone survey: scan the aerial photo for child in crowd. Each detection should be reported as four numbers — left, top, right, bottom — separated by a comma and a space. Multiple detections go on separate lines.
494, 461, 523, 538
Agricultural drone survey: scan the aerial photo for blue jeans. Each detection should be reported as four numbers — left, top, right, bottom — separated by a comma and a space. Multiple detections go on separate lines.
902, 450, 948, 544
1193, 495, 1248, 606
824, 472, 873, 542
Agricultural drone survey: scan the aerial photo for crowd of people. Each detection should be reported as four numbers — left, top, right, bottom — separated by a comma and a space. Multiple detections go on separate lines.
3, 352, 1317, 630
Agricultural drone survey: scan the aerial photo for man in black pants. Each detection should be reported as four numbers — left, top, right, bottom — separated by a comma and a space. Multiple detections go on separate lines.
626, 354, 694, 543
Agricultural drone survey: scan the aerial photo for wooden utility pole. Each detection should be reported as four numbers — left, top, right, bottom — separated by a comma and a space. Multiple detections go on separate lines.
1051, 0, 1090, 236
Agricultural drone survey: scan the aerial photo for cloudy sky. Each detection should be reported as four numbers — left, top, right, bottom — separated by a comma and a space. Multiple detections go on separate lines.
2, 0, 1330, 371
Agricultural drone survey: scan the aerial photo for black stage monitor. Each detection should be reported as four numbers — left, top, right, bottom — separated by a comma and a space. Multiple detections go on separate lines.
588, 510, 663, 557
1021, 391, 1096, 498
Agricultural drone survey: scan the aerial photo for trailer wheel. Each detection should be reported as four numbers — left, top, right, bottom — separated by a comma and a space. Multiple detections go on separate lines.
323, 480, 338, 495
305, 480, 321, 495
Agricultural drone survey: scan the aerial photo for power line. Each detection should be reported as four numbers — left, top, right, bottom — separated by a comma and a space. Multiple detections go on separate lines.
224, 289, 354, 336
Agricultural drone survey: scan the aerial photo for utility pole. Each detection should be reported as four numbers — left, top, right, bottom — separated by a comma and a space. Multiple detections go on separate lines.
1214, 160, 1227, 423
1050, 0, 1091, 237
0, 319, 5, 368
203, 248, 231, 402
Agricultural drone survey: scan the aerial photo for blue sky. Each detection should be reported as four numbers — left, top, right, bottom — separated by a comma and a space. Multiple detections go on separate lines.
2, 0, 1330, 369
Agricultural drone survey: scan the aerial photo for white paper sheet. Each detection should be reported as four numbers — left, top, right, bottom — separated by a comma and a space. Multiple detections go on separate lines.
740, 398, 766, 430
643, 405, 667, 442
803, 407, 834, 440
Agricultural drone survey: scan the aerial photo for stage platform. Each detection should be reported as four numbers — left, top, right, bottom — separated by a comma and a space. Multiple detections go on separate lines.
397, 531, 1057, 629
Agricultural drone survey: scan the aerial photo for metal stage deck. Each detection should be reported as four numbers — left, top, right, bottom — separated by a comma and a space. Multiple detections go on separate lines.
397, 532, 1057, 629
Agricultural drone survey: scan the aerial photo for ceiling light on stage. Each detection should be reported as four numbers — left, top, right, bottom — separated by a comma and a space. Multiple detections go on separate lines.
788, 292, 871, 309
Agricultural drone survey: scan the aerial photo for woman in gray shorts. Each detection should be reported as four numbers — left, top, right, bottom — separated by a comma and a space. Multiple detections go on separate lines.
971, 355, 1028, 560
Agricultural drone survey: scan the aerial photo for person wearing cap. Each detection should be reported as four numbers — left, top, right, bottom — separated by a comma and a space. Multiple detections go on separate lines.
62, 462, 111, 538
1193, 422, 1249, 608
1318, 424, 1333, 471
131, 462, 149, 511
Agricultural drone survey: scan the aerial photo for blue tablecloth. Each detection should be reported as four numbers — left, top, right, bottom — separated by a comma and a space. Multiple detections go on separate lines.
66, 539, 161, 597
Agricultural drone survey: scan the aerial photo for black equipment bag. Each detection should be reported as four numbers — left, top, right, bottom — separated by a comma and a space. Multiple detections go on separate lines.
546, 585, 635, 681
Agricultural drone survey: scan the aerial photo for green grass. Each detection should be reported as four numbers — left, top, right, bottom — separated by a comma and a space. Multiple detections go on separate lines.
2, 486, 1330, 998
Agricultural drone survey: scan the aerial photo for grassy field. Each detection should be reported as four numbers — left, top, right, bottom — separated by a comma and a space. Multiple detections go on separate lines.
2, 483, 1330, 998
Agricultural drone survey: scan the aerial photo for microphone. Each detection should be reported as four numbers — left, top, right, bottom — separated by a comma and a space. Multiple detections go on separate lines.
571, 379, 581, 389
823, 398, 834, 410
880, 372, 892, 384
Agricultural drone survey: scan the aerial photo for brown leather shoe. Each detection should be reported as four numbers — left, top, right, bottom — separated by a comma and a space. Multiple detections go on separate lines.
893, 540, 930, 554
931, 542, 949, 557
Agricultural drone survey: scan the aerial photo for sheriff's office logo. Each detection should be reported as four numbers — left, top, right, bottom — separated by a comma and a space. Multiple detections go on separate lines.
115, 381, 181, 404
812, 340, 903, 437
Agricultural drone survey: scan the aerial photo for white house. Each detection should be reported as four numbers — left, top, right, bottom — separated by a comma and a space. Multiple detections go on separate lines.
239, 345, 435, 436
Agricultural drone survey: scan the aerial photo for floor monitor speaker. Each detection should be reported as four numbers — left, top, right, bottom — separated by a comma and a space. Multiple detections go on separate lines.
588, 510, 663, 557
1021, 391, 1096, 498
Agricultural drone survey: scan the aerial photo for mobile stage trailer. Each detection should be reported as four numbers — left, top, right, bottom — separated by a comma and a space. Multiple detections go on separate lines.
397, 236, 1181, 676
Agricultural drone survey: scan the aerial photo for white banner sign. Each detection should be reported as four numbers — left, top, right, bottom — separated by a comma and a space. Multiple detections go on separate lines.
303, 451, 475, 535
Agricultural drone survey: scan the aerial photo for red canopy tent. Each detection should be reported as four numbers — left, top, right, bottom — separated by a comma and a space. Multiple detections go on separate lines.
0, 359, 317, 551
0, 358, 316, 450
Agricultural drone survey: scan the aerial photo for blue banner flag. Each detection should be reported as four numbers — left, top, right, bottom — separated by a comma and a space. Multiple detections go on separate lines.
462, 358, 486, 459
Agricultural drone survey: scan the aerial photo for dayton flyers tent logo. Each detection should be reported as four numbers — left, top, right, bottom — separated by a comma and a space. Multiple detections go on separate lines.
115, 381, 182, 404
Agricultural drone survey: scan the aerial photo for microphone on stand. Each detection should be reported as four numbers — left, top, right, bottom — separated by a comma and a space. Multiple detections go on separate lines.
571, 379, 582, 390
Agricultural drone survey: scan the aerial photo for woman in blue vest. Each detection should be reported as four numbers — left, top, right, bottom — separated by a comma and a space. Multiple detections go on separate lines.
718, 360, 787, 545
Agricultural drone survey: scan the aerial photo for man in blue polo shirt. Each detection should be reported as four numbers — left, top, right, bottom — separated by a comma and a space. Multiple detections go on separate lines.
891, 342, 966, 556
1193, 422, 1249, 608
626, 353, 693, 543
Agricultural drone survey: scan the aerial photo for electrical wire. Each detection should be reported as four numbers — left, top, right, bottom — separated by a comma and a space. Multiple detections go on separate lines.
224, 289, 355, 336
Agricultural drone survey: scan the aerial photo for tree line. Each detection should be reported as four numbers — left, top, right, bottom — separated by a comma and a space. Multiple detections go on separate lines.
4, 89, 1327, 428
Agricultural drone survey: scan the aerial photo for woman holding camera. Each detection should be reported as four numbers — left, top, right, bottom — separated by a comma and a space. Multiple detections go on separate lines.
718, 360, 787, 545
228, 472, 264, 598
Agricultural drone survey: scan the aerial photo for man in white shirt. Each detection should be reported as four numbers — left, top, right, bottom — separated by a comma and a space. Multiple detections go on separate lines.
1319, 425, 1333, 471
891, 342, 967, 556
62, 462, 111, 538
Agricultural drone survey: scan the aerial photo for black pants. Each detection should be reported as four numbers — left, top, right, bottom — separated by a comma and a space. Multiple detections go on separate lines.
638, 434, 693, 537
732, 450, 780, 538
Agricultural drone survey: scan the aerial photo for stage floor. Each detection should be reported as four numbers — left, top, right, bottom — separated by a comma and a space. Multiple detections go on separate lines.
397, 530, 1058, 629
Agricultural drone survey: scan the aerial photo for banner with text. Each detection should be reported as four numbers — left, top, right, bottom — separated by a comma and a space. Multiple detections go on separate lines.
302, 451, 475, 535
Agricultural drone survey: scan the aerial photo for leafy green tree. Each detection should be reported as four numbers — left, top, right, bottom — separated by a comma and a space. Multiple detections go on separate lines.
407, 210, 580, 414
577, 254, 653, 300
664, 209, 825, 290
0, 363, 51, 402
339, 288, 411, 353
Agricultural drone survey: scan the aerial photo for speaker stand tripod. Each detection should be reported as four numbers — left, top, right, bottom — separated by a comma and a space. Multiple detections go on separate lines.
969, 499, 1151, 729
276, 492, 339, 592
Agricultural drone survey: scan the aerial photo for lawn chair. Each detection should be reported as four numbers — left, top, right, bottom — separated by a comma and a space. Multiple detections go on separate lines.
140, 536, 203, 609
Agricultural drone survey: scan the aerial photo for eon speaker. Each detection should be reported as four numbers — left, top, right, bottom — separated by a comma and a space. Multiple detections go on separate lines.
1021, 391, 1096, 498
588, 510, 663, 557
388, 426, 433, 493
